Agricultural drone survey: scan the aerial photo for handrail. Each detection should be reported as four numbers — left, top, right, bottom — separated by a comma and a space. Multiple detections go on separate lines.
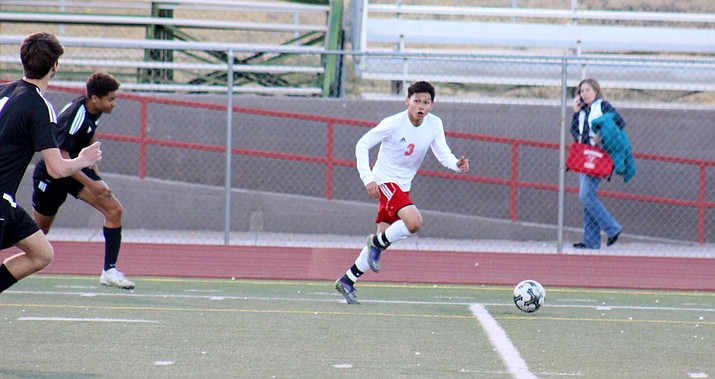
367, 4, 715, 24
0, 34, 328, 54
0, 1, 149, 10
47, 80, 322, 95
1, 0, 330, 13
0, 36, 328, 95
151, 0, 330, 13
0, 56, 325, 74
0, 11, 328, 33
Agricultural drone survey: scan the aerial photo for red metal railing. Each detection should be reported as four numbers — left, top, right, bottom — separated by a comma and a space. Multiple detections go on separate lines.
47, 85, 715, 243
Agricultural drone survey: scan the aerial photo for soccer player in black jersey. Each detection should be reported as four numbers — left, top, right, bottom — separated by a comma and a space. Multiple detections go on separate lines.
32, 72, 134, 290
0, 32, 102, 294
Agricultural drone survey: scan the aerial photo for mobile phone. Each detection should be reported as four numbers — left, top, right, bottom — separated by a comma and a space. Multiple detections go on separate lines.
578, 96, 585, 106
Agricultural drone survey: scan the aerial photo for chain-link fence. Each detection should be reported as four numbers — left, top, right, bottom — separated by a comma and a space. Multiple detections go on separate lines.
2, 45, 712, 254
1, 1, 713, 256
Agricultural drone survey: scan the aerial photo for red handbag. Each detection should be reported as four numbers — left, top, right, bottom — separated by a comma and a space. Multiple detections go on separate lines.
566, 143, 614, 178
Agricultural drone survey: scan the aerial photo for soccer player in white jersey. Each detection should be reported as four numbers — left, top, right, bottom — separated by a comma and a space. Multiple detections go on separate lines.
335, 81, 469, 304
0, 33, 102, 294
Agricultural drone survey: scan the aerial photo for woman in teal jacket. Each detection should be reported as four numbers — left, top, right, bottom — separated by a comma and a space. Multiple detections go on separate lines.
569, 78, 625, 249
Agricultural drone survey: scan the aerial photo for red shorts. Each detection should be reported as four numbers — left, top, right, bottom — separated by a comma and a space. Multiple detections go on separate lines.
375, 182, 413, 225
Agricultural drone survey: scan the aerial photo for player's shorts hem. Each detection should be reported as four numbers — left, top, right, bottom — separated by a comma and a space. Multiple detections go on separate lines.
0, 205, 40, 249
375, 182, 413, 225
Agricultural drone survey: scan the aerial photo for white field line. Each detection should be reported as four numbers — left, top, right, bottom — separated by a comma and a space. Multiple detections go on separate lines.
17, 316, 158, 323
3, 289, 715, 312
470, 303, 538, 379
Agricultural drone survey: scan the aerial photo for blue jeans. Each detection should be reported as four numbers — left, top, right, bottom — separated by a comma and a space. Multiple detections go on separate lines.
578, 174, 622, 248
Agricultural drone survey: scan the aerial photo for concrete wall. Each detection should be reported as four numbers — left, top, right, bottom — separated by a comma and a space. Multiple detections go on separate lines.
17, 169, 571, 243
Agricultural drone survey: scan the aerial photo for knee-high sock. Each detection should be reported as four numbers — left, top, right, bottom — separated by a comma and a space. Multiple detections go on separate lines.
103, 226, 122, 271
382, 219, 412, 246
0, 264, 18, 294
340, 246, 370, 284
354, 246, 370, 273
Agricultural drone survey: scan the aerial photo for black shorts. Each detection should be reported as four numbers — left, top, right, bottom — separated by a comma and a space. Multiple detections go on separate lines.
32, 168, 102, 217
0, 204, 40, 249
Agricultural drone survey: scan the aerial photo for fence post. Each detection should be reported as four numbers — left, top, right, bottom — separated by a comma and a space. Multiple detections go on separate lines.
326, 120, 334, 200
322, 0, 344, 97
224, 49, 235, 244
557, 55, 569, 253
139, 100, 147, 179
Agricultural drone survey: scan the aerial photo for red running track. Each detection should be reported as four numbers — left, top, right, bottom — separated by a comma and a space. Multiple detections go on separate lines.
1, 241, 713, 291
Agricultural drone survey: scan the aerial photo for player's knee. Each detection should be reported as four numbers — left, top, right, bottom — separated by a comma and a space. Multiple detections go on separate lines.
33, 246, 54, 269
405, 217, 423, 234
40, 251, 54, 269
39, 224, 51, 235
106, 202, 123, 222
33, 217, 52, 234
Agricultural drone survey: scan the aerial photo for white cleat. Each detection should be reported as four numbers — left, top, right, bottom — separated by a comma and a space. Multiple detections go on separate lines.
100, 268, 136, 290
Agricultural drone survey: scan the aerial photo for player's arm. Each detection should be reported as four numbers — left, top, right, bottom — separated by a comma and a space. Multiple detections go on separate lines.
356, 122, 391, 199
430, 124, 469, 173
86, 136, 100, 173
41, 141, 102, 179
61, 147, 112, 197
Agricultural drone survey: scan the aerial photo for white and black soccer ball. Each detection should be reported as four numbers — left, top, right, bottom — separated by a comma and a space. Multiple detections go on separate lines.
513, 280, 545, 313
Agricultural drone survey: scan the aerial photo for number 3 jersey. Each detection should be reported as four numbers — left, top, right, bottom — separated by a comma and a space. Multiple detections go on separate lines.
356, 110, 461, 192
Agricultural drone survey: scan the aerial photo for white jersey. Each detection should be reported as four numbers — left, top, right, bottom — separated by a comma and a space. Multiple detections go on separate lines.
356, 110, 460, 192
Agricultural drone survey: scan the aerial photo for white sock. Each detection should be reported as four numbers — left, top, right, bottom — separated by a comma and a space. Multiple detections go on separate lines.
383, 220, 412, 245
354, 246, 370, 273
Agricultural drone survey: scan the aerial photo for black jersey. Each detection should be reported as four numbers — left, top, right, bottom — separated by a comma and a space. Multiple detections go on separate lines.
35, 95, 101, 180
0, 80, 58, 201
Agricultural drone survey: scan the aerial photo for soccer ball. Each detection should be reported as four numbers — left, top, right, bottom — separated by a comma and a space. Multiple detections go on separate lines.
513, 280, 545, 313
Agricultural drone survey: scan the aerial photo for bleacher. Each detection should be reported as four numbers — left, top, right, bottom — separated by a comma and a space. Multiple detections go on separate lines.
4, 1, 715, 96
353, 2, 715, 94
0, 0, 341, 96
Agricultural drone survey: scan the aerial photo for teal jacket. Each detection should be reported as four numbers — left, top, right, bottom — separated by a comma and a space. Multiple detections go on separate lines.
591, 112, 636, 183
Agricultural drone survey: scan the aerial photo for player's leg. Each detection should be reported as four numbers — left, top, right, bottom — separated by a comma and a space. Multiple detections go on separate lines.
76, 185, 134, 290
392, 204, 422, 235
31, 177, 67, 235
0, 231, 53, 294
336, 183, 415, 303
335, 214, 393, 304
32, 210, 56, 234
334, 221, 390, 304
365, 185, 419, 273
77, 185, 123, 268
6, 231, 54, 280
0, 206, 55, 293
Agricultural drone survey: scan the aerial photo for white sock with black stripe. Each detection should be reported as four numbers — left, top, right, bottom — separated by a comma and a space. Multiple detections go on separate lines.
383, 219, 412, 245
339, 246, 370, 284
354, 246, 370, 273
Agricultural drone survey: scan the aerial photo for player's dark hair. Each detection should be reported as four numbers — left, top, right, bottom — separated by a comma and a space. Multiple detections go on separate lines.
86, 72, 121, 99
20, 32, 64, 79
407, 81, 435, 101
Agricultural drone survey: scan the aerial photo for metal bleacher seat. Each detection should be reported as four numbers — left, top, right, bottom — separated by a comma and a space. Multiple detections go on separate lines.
354, 3, 715, 92
0, 0, 338, 96
0, 34, 327, 95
